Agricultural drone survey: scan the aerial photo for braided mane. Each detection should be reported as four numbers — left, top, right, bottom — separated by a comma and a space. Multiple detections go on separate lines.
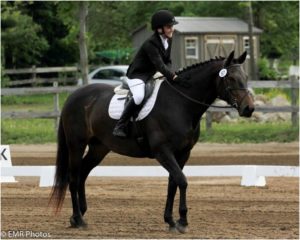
176, 56, 225, 75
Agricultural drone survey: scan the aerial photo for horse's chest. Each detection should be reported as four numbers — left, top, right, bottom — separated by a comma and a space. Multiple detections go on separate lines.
169, 127, 197, 149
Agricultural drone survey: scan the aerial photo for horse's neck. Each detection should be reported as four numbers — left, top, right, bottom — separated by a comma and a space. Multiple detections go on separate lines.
158, 61, 222, 127
185, 62, 221, 114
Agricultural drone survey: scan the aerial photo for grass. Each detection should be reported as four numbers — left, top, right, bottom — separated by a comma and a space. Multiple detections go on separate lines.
1, 93, 70, 110
1, 93, 299, 144
1, 119, 56, 144
1, 118, 298, 144
199, 121, 299, 143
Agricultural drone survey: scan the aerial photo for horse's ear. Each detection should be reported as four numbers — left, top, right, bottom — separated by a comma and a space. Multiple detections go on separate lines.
238, 51, 247, 64
224, 50, 234, 67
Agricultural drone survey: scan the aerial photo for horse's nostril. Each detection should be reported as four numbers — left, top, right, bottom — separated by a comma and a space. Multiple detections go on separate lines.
243, 105, 254, 117
249, 106, 255, 114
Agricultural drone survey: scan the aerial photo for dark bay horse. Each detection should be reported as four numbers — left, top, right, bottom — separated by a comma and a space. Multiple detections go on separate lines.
50, 51, 254, 233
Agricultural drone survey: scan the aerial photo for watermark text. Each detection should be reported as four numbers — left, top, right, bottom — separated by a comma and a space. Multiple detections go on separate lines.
1, 230, 51, 239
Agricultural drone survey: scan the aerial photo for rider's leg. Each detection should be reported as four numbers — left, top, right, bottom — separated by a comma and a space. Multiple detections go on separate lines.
113, 78, 145, 138
127, 78, 145, 106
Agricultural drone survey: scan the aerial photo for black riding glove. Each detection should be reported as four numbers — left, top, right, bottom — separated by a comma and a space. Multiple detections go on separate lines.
173, 75, 191, 88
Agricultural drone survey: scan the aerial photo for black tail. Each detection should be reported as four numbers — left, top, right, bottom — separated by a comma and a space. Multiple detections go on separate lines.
49, 118, 69, 213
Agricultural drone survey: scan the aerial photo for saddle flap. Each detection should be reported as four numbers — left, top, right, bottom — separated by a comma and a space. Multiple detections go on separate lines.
109, 79, 164, 121
144, 79, 156, 101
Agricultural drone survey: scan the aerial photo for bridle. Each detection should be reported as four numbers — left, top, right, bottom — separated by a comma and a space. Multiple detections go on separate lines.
217, 64, 250, 109
164, 64, 250, 109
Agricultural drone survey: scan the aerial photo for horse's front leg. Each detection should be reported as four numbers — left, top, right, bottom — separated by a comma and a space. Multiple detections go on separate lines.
164, 150, 191, 232
175, 150, 191, 233
164, 175, 177, 231
177, 180, 188, 233
155, 146, 188, 233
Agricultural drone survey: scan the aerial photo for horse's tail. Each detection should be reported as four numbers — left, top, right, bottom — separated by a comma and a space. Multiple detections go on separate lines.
49, 117, 69, 213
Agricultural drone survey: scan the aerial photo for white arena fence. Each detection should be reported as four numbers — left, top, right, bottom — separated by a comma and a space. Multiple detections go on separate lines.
1, 165, 299, 187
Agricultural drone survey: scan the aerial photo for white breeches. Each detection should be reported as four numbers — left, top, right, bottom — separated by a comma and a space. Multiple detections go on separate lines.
126, 78, 145, 105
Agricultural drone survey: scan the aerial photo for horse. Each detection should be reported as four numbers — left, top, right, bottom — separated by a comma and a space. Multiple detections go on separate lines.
50, 50, 254, 233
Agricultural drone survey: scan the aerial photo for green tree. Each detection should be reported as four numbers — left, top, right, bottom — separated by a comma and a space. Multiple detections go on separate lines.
253, 1, 299, 61
1, 1, 298, 69
1, 2, 49, 68
20, 1, 78, 66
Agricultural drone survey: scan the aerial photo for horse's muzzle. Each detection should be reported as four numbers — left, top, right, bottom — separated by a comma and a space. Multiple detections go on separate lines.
237, 90, 255, 118
240, 105, 255, 117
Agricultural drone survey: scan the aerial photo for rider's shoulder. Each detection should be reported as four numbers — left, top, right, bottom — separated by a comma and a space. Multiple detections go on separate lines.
144, 33, 160, 48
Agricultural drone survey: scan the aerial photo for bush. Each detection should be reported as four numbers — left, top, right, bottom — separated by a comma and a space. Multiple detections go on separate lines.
254, 88, 292, 102
257, 58, 278, 80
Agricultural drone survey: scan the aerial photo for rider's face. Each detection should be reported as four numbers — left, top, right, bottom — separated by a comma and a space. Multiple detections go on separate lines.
162, 25, 174, 39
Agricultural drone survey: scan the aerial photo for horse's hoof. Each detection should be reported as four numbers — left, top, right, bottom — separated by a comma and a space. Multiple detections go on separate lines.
69, 216, 87, 229
168, 226, 178, 233
175, 221, 188, 234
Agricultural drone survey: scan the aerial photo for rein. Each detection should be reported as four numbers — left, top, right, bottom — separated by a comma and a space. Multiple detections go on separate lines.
164, 78, 233, 108
163, 64, 249, 109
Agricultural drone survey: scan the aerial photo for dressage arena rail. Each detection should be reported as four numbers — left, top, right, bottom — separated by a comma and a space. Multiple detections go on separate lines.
1, 165, 299, 187
1, 78, 299, 130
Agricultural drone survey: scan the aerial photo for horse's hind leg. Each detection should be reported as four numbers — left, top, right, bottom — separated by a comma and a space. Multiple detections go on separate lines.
78, 141, 109, 217
68, 143, 87, 228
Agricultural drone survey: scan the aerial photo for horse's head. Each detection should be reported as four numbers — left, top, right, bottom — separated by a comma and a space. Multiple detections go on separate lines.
216, 51, 255, 117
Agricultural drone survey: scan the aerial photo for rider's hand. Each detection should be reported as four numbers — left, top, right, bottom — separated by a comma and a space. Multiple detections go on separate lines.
173, 75, 191, 88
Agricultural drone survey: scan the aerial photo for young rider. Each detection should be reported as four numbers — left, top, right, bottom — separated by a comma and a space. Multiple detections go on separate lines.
113, 9, 181, 138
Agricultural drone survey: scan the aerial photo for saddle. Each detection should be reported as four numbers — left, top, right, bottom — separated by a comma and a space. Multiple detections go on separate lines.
109, 74, 165, 151
113, 73, 163, 118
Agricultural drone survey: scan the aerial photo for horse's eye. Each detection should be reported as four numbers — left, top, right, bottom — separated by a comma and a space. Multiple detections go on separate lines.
238, 81, 244, 88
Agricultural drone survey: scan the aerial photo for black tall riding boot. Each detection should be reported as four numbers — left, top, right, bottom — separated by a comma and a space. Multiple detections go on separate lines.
113, 98, 138, 138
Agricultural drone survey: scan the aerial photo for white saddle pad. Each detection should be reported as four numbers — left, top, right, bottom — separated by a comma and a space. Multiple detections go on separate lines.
108, 79, 164, 120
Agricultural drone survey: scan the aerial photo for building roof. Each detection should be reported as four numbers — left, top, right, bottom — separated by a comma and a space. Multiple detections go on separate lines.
174, 17, 263, 34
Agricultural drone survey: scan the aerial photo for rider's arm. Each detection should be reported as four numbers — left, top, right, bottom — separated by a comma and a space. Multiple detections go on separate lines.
144, 42, 175, 81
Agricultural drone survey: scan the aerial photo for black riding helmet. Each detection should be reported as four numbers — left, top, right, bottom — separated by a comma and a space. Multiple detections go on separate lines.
151, 10, 178, 30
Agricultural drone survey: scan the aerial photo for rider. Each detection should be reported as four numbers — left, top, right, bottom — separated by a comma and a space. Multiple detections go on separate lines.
113, 9, 181, 138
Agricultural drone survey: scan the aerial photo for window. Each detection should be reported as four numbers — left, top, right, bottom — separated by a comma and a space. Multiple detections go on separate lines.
243, 36, 256, 58
93, 70, 108, 79
93, 69, 125, 80
185, 37, 198, 59
109, 70, 125, 80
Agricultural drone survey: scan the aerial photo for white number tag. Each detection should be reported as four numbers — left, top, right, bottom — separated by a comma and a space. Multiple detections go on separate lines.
219, 69, 227, 78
